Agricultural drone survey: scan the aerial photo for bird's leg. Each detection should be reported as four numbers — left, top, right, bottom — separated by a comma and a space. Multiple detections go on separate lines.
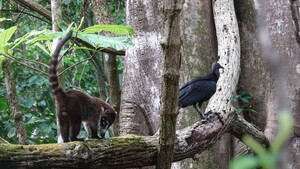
198, 104, 213, 118
193, 104, 208, 120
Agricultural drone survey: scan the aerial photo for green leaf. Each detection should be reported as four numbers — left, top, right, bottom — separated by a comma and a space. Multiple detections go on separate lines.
25, 98, 34, 109
0, 44, 10, 54
12, 30, 48, 50
77, 34, 134, 51
0, 26, 17, 46
233, 95, 240, 102
27, 31, 68, 45
0, 97, 9, 110
237, 108, 244, 114
247, 109, 258, 114
239, 97, 250, 104
34, 42, 50, 56
271, 110, 293, 153
82, 24, 135, 36
0, 17, 12, 22
28, 75, 38, 84
78, 17, 84, 30
243, 135, 267, 156
229, 156, 261, 169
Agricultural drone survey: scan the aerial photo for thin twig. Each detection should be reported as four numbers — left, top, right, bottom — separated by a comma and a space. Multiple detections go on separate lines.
3, 51, 49, 69
58, 30, 79, 63
0, 53, 49, 76
78, 62, 88, 87
1, 9, 51, 24
58, 48, 102, 76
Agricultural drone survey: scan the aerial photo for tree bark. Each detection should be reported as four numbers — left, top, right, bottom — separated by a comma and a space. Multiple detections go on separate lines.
0, 112, 268, 169
175, 0, 219, 168
2, 60, 29, 145
258, 1, 300, 168
119, 0, 163, 136
231, 1, 300, 168
156, 1, 182, 169
205, 1, 241, 168
51, 0, 65, 143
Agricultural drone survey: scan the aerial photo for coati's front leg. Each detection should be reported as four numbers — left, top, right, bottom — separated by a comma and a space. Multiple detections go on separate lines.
89, 118, 101, 139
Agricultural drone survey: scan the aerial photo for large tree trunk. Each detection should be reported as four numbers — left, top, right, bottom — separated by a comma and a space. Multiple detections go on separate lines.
235, 1, 300, 168
175, 0, 222, 168
51, 0, 65, 143
119, 0, 163, 136
2, 60, 29, 145
262, 0, 300, 168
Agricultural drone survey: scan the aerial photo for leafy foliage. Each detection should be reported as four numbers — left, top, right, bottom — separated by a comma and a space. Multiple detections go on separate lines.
77, 33, 134, 50
82, 24, 135, 36
0, 25, 17, 55
233, 90, 258, 114
230, 110, 293, 169
0, 0, 129, 144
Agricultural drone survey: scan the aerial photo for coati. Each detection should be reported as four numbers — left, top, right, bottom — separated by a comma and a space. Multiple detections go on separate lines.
49, 30, 117, 142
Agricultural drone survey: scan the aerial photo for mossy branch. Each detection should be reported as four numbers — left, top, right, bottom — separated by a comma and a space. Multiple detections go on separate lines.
0, 112, 269, 168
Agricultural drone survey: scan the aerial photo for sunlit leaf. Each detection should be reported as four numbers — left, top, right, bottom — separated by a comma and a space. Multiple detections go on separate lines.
34, 42, 50, 56
77, 33, 134, 51
0, 26, 17, 46
82, 24, 135, 36
0, 17, 12, 22
12, 30, 48, 50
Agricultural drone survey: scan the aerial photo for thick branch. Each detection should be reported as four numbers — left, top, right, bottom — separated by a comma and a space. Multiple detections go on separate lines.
0, 112, 268, 168
229, 113, 270, 148
15, 0, 52, 21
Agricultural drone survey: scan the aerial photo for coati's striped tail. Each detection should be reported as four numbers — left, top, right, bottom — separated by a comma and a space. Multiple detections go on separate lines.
49, 30, 73, 102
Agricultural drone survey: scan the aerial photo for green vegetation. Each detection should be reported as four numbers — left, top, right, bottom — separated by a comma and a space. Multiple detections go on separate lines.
230, 110, 293, 169
234, 90, 258, 115
0, 0, 128, 144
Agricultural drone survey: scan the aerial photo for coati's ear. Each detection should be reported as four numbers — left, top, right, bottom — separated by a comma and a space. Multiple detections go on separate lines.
105, 109, 117, 116
104, 109, 111, 114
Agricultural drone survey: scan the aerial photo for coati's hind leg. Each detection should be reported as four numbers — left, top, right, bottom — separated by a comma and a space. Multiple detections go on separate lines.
58, 113, 70, 142
70, 117, 84, 141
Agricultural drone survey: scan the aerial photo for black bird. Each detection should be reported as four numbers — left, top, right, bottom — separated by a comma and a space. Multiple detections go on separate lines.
178, 62, 224, 120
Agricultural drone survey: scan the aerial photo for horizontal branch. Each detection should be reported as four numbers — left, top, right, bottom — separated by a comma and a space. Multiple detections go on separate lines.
0, 111, 268, 168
